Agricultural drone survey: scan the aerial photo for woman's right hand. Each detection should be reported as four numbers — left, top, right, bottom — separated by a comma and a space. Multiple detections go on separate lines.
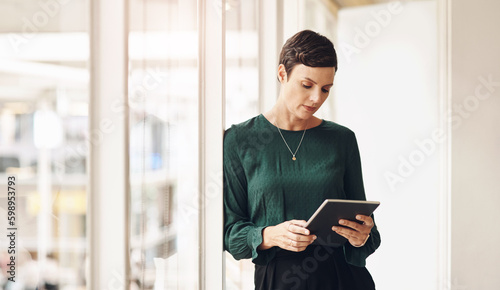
258, 220, 317, 252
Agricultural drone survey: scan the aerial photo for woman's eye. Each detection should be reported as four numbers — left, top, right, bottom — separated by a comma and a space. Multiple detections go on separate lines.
302, 84, 312, 89
322, 89, 329, 93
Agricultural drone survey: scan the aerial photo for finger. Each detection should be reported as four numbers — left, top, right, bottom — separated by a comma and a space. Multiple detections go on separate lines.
287, 223, 311, 236
338, 219, 363, 232
333, 226, 367, 243
289, 220, 308, 227
285, 238, 313, 251
332, 228, 354, 241
332, 226, 359, 240
288, 239, 315, 248
281, 239, 311, 251
355, 215, 373, 227
288, 233, 317, 243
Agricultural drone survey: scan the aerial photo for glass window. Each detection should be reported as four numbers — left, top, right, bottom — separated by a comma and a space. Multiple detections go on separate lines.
225, 1, 259, 289
127, 0, 199, 288
225, 0, 259, 129
0, 0, 89, 289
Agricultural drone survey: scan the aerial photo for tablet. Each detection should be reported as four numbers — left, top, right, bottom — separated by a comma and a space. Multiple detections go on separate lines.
304, 199, 380, 246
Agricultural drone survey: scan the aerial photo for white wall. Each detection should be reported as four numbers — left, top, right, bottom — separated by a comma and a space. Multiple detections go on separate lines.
335, 2, 439, 289
450, 0, 500, 288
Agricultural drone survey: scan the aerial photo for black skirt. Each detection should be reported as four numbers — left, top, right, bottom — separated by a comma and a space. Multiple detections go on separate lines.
254, 245, 375, 290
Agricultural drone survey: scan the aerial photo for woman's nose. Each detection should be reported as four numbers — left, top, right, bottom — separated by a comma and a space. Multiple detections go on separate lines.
309, 90, 321, 103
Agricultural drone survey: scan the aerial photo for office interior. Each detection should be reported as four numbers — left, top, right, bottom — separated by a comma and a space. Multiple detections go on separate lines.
0, 0, 499, 289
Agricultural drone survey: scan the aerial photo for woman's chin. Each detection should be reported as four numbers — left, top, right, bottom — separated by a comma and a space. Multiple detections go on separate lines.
299, 110, 315, 119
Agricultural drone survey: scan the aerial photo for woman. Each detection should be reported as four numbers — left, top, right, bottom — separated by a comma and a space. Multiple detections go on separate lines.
223, 30, 380, 290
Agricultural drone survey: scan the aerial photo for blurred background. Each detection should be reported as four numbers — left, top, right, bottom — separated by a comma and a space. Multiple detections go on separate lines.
0, 0, 499, 289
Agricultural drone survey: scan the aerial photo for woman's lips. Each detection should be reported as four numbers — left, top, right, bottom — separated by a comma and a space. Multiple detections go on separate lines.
303, 105, 316, 112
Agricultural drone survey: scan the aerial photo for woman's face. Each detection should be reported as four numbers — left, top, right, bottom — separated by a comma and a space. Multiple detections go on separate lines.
279, 64, 335, 120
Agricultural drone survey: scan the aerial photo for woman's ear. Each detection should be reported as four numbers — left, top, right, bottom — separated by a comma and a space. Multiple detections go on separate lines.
277, 64, 287, 83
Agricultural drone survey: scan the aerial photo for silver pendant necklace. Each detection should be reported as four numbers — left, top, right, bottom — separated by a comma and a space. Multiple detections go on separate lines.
275, 119, 308, 161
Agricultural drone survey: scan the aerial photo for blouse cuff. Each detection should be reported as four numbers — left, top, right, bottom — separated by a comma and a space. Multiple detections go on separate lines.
343, 237, 369, 267
343, 231, 378, 267
248, 226, 276, 265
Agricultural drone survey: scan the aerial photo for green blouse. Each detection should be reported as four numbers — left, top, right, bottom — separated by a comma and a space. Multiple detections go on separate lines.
223, 114, 380, 267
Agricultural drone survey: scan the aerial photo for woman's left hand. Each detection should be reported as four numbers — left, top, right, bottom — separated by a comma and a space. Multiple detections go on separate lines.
331, 215, 373, 247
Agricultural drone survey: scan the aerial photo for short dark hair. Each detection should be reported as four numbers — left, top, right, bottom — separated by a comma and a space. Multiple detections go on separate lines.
278, 30, 337, 79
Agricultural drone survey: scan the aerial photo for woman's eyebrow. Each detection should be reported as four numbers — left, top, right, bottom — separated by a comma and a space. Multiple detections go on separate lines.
304, 77, 333, 87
